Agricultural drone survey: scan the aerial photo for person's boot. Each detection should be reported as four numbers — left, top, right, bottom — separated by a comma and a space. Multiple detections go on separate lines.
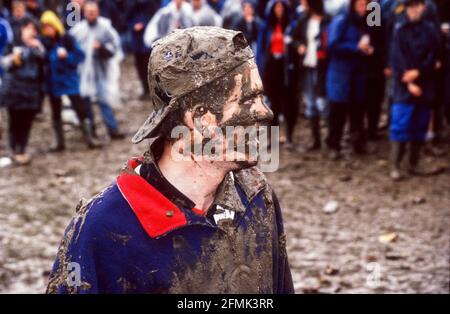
91, 122, 98, 139
390, 141, 405, 181
13, 145, 31, 166
308, 117, 321, 151
109, 128, 126, 140
408, 142, 425, 176
50, 121, 66, 152
81, 119, 102, 149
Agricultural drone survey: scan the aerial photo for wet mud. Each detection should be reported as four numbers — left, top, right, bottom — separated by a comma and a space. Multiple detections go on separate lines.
0, 58, 448, 293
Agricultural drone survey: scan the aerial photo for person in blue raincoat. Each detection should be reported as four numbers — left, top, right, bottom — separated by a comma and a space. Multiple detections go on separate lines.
325, 0, 373, 159
41, 10, 99, 151
388, 0, 440, 180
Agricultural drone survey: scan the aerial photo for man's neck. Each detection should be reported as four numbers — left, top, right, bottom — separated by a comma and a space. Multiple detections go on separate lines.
157, 152, 228, 211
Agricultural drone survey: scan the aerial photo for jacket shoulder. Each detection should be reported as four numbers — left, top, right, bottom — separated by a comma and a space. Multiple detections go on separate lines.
65, 184, 135, 245
330, 14, 346, 27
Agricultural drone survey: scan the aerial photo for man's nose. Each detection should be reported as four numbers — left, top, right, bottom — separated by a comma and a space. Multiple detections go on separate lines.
250, 97, 274, 121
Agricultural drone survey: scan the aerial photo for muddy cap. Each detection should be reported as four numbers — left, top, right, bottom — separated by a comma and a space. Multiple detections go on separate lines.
132, 26, 254, 144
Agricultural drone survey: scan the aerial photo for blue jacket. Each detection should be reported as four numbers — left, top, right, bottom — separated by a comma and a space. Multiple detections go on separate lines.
390, 18, 439, 106
43, 34, 84, 97
326, 12, 369, 104
47, 158, 294, 294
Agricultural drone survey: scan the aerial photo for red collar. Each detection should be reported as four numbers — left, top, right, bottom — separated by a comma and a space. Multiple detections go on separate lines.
117, 158, 188, 238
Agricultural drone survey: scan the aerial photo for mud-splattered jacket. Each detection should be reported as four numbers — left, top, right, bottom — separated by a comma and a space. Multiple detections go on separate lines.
46, 157, 294, 294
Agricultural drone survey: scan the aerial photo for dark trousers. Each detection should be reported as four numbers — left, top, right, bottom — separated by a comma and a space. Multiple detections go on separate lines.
285, 73, 301, 143
326, 101, 365, 152
49, 94, 88, 125
8, 108, 36, 154
84, 97, 119, 133
365, 76, 385, 139
264, 55, 285, 127
135, 52, 150, 95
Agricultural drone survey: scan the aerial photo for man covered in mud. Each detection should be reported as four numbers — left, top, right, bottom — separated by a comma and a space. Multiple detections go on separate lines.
46, 27, 294, 294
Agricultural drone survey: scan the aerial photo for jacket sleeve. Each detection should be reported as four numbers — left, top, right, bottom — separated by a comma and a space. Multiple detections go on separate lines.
390, 25, 408, 82
271, 190, 295, 294
256, 22, 268, 76
143, 9, 162, 48
0, 23, 7, 54
46, 201, 101, 294
63, 35, 85, 67
291, 18, 305, 50
415, 23, 439, 78
327, 16, 359, 56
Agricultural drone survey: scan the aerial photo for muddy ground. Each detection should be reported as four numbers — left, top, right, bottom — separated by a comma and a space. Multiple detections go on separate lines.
0, 59, 449, 294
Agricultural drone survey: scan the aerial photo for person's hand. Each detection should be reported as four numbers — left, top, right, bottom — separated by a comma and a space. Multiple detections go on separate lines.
93, 40, 102, 50
364, 45, 374, 55
134, 22, 144, 32
297, 44, 306, 55
435, 61, 442, 70
24, 37, 41, 49
407, 82, 422, 97
7, 52, 21, 66
57, 47, 68, 59
384, 67, 392, 77
358, 34, 370, 52
402, 69, 419, 83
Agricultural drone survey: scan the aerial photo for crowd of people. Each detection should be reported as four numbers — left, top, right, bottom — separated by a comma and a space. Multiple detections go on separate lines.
0, 0, 449, 180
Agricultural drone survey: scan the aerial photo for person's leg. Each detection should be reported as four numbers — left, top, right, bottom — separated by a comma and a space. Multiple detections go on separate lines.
285, 66, 301, 146
326, 102, 347, 158
350, 101, 366, 154
284, 94, 299, 145
22, 110, 36, 150
7, 109, 19, 154
68, 95, 88, 122
408, 105, 431, 175
82, 97, 99, 138
135, 53, 150, 97
390, 102, 412, 179
266, 57, 284, 127
49, 95, 66, 152
366, 78, 385, 141
304, 68, 320, 149
69, 95, 101, 148
390, 141, 406, 180
13, 109, 36, 162
96, 100, 124, 140
408, 141, 423, 175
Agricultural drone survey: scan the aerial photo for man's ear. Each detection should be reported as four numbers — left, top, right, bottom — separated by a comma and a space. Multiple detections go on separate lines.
183, 110, 195, 129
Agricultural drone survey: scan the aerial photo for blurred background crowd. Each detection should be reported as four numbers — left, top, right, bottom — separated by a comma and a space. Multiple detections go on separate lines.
0, 0, 449, 179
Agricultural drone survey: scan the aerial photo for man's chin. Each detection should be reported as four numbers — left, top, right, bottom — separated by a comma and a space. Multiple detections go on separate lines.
234, 159, 258, 170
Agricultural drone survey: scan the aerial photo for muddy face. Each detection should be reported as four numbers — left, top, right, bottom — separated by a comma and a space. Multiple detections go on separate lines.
178, 59, 273, 170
